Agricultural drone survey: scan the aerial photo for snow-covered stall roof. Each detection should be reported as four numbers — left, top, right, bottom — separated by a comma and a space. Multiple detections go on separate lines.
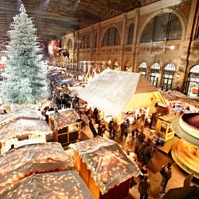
0, 110, 53, 153
160, 90, 199, 110
69, 136, 141, 194
0, 142, 70, 193
0, 109, 52, 139
0, 170, 94, 199
78, 69, 165, 117
47, 108, 80, 130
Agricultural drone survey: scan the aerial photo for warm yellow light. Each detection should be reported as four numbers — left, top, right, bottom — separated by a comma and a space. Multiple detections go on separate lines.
170, 45, 175, 50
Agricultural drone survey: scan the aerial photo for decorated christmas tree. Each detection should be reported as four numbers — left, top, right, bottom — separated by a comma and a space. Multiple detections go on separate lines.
1, 4, 48, 105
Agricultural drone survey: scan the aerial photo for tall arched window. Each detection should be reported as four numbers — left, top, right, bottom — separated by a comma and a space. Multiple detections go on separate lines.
161, 63, 175, 90
150, 63, 160, 87
127, 23, 134, 44
93, 32, 98, 48
102, 27, 120, 46
185, 65, 199, 96
138, 62, 147, 77
80, 34, 90, 49
67, 39, 72, 49
141, 13, 182, 43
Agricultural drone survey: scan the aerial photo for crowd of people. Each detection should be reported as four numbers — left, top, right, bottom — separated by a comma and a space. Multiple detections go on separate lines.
80, 106, 175, 199
45, 70, 195, 199
45, 84, 171, 198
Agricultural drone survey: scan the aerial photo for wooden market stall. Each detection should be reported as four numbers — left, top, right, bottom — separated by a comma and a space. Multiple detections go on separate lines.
78, 69, 166, 123
155, 114, 179, 142
0, 142, 71, 193
69, 136, 141, 199
159, 90, 199, 112
0, 109, 53, 155
47, 108, 81, 146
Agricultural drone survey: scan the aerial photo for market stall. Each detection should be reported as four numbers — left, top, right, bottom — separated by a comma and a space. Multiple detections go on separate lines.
160, 90, 199, 112
0, 170, 94, 199
78, 69, 166, 122
69, 136, 141, 199
0, 142, 71, 193
171, 113, 199, 179
47, 108, 81, 146
0, 110, 53, 155
155, 114, 179, 142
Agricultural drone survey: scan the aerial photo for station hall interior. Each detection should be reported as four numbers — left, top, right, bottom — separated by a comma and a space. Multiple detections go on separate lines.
0, 0, 199, 199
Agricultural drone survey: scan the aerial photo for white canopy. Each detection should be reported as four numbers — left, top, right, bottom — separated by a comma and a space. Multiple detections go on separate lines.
79, 69, 166, 118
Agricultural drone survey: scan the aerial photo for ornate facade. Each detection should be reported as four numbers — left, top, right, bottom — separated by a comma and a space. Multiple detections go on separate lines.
61, 0, 199, 96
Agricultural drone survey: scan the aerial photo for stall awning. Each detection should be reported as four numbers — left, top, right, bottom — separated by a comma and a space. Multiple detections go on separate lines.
79, 69, 166, 117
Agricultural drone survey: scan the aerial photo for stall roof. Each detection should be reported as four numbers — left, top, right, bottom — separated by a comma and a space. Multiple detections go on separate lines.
0, 142, 70, 193
0, 110, 53, 142
47, 108, 80, 130
160, 90, 199, 110
69, 136, 141, 194
78, 69, 165, 117
0, 170, 94, 199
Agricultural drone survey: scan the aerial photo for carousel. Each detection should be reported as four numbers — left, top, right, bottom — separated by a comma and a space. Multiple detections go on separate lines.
171, 113, 199, 179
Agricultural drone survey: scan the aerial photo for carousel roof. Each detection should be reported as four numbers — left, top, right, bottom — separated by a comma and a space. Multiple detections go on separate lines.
171, 113, 199, 146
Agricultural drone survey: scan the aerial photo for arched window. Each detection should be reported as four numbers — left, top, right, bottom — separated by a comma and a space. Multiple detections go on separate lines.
190, 65, 199, 73
80, 34, 90, 49
102, 27, 120, 46
185, 65, 199, 96
93, 32, 98, 48
150, 63, 160, 87
138, 62, 147, 77
141, 13, 182, 43
161, 63, 175, 90
67, 39, 72, 49
127, 23, 134, 44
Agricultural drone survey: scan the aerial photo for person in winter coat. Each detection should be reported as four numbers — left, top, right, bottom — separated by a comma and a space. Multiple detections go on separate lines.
160, 162, 172, 193
89, 119, 98, 137
138, 176, 150, 199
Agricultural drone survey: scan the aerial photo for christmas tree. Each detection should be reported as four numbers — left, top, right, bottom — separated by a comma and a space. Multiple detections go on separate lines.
1, 4, 48, 105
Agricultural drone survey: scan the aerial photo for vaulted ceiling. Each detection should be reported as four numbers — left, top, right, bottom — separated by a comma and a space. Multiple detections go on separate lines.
0, 0, 141, 42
